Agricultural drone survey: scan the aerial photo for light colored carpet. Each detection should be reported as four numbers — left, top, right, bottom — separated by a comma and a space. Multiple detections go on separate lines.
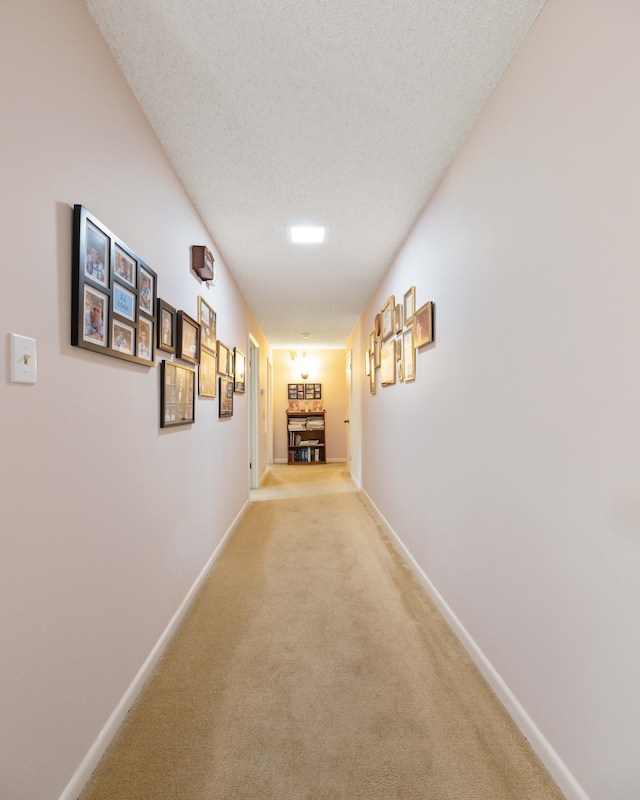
79, 463, 564, 799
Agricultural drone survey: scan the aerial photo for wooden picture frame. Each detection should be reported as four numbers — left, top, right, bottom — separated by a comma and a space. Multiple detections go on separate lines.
369, 354, 376, 395
311, 400, 323, 412
374, 338, 381, 369
403, 327, 415, 382
198, 348, 217, 397
394, 303, 403, 334
198, 295, 216, 353
403, 286, 416, 327
413, 301, 434, 348
157, 298, 176, 353
288, 399, 300, 412
72, 205, 157, 366
160, 360, 195, 427
381, 295, 395, 341
219, 376, 234, 417
374, 314, 381, 339
234, 348, 246, 393
137, 316, 153, 362
176, 310, 200, 364
216, 340, 232, 377
380, 339, 396, 385
365, 350, 370, 376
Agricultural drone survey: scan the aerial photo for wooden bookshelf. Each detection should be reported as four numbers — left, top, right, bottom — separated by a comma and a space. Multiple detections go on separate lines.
286, 411, 326, 464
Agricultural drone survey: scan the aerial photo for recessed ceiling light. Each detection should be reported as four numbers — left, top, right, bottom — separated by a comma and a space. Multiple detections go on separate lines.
288, 225, 326, 244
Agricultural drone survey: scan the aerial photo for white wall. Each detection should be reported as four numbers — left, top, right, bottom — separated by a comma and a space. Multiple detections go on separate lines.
0, 2, 270, 798
347, 1, 640, 798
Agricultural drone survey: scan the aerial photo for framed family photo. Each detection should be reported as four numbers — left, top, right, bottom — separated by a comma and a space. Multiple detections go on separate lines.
157, 298, 176, 353
160, 360, 195, 427
176, 310, 200, 365
72, 205, 157, 366
413, 301, 434, 348
198, 295, 217, 353
234, 348, 246, 393
380, 339, 396, 386
216, 341, 232, 377
198, 348, 217, 397
381, 295, 395, 341
219, 376, 234, 417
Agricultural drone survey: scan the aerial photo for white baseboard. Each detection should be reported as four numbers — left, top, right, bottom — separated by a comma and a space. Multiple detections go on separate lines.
59, 499, 249, 800
360, 488, 590, 800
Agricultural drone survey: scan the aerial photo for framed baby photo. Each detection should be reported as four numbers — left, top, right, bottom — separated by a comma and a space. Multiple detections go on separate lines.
157, 298, 176, 354
176, 310, 200, 365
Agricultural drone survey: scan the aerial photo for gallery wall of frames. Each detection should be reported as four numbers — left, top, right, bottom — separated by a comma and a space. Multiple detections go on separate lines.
72, 205, 246, 427
365, 286, 434, 394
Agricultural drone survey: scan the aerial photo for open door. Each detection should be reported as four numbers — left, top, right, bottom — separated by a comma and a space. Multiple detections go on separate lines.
249, 336, 260, 489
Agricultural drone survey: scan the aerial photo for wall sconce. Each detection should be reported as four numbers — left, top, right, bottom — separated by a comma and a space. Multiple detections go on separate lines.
299, 352, 309, 380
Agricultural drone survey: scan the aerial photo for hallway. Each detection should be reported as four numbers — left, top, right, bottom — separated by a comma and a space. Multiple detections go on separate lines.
79, 465, 562, 800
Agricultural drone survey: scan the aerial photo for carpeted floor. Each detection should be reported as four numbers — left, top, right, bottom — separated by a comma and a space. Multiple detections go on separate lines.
79, 463, 564, 800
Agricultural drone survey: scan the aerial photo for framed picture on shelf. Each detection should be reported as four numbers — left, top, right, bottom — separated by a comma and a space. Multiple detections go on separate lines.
403, 286, 416, 327
176, 310, 200, 364
219, 376, 234, 417
381, 295, 395, 341
380, 339, 396, 386
234, 348, 246, 393
403, 327, 415, 382
413, 301, 434, 348
199, 348, 217, 397
198, 296, 216, 353
160, 360, 195, 427
157, 298, 176, 353
312, 400, 323, 412
288, 399, 300, 412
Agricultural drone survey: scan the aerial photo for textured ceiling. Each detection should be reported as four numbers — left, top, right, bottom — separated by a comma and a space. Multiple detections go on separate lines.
85, 0, 546, 348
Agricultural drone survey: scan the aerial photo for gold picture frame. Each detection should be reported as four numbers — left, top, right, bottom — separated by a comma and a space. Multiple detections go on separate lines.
381, 295, 395, 340
403, 327, 415, 382
380, 339, 396, 385
413, 301, 433, 348
403, 286, 416, 327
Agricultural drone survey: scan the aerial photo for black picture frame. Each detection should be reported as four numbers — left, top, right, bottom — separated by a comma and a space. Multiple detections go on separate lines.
306, 383, 321, 399
72, 205, 157, 366
157, 298, 176, 354
176, 310, 200, 365
160, 360, 195, 427
234, 348, 246, 393
219, 376, 234, 417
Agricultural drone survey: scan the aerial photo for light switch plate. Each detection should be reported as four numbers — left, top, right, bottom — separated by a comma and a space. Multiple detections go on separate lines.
10, 333, 37, 384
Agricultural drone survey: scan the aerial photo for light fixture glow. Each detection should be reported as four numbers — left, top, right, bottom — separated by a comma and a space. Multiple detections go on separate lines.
289, 225, 325, 244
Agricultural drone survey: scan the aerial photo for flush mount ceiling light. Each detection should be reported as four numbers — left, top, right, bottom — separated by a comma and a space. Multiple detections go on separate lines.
287, 225, 326, 244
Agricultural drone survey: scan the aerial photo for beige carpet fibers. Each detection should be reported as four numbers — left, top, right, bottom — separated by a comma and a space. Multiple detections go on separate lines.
79, 464, 563, 800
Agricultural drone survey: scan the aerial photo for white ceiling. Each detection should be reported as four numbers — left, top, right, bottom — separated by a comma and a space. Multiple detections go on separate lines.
85, 0, 546, 349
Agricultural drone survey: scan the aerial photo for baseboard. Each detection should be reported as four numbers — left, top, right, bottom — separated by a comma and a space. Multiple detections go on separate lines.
359, 488, 590, 800
59, 499, 250, 800
273, 458, 288, 464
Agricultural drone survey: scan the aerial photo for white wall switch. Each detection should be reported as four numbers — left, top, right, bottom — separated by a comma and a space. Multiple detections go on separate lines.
10, 333, 37, 384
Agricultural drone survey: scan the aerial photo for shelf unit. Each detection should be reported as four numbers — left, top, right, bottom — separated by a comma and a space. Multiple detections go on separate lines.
287, 411, 326, 464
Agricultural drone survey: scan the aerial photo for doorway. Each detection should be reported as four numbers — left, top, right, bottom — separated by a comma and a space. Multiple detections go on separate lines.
249, 336, 260, 489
